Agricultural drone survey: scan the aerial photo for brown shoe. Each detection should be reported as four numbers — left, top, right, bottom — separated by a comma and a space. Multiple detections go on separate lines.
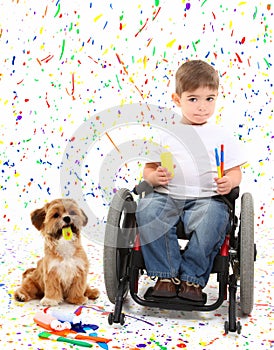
178, 281, 203, 302
151, 278, 180, 298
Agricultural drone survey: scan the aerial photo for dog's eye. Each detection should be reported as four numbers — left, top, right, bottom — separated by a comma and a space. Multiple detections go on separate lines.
53, 213, 59, 218
69, 210, 77, 216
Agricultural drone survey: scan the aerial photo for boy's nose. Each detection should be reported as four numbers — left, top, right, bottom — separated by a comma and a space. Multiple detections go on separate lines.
198, 103, 206, 111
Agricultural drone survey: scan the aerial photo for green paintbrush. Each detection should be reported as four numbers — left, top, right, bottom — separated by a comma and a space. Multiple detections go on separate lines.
38, 331, 93, 347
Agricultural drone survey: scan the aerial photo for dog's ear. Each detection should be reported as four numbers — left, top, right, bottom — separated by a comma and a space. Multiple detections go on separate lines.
81, 209, 88, 227
31, 206, 47, 231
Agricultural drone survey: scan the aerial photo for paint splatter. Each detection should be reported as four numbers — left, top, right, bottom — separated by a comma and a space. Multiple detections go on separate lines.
0, 1, 273, 348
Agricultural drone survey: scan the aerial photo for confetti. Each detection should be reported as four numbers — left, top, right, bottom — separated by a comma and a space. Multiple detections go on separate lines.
0, 1, 273, 348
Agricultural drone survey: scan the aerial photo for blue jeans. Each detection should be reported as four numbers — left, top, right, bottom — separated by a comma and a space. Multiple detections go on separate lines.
135, 192, 230, 287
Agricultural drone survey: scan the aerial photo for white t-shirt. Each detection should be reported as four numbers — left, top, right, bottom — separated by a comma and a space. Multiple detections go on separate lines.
147, 122, 247, 199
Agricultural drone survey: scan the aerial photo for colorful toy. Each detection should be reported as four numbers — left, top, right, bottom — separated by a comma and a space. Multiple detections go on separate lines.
160, 151, 174, 177
38, 331, 93, 348
34, 311, 71, 331
34, 309, 111, 345
215, 144, 225, 178
46, 329, 111, 344
220, 144, 224, 176
215, 147, 222, 178
48, 309, 81, 324
62, 226, 73, 240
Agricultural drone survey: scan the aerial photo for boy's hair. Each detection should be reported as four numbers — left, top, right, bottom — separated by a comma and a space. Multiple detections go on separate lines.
175, 60, 219, 95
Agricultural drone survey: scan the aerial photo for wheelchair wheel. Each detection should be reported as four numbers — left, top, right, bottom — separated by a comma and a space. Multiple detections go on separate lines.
103, 188, 137, 304
239, 192, 254, 315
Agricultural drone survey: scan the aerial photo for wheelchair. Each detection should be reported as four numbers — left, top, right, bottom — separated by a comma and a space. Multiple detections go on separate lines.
103, 181, 256, 334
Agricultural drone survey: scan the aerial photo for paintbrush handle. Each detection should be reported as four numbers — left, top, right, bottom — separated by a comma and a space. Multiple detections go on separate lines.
76, 333, 112, 343
38, 331, 93, 347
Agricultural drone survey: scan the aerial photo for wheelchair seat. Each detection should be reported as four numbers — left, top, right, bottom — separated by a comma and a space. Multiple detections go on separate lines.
103, 181, 256, 334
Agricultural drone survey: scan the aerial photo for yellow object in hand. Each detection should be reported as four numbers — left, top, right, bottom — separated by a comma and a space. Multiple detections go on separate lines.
161, 152, 174, 177
62, 227, 73, 240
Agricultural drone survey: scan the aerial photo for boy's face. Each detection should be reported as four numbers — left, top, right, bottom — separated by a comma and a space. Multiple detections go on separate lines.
172, 86, 218, 125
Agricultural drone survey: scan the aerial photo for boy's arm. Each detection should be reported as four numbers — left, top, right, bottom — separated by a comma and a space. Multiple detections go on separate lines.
143, 162, 173, 187
215, 165, 242, 195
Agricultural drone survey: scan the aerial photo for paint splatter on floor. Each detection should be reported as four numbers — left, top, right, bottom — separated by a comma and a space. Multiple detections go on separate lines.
1, 211, 273, 349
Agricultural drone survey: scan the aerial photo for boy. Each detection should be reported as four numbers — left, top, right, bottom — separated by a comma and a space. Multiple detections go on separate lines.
135, 60, 246, 301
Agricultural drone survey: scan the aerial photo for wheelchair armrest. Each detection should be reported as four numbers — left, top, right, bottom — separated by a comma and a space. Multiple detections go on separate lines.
224, 186, 239, 203
133, 180, 154, 196
214, 186, 240, 211
133, 182, 240, 208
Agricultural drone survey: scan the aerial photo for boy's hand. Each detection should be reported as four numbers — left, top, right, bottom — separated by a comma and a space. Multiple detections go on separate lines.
214, 176, 233, 195
154, 166, 173, 186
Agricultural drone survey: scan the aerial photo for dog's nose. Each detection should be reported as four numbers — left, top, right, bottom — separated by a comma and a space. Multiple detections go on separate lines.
63, 216, 71, 224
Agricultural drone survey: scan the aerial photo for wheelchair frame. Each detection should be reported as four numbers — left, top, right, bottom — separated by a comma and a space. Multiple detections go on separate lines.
103, 181, 256, 334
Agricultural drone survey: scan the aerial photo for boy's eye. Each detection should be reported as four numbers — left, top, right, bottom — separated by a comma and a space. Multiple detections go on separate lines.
189, 98, 197, 102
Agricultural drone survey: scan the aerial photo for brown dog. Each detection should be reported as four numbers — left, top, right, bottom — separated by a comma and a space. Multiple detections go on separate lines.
14, 198, 99, 306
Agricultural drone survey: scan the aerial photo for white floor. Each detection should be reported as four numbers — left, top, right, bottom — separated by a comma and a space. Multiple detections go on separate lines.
0, 191, 273, 350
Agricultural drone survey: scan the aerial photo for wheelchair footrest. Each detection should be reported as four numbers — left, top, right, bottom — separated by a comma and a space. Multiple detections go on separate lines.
144, 287, 207, 306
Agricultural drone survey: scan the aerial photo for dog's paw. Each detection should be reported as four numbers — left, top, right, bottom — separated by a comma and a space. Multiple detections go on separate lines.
85, 287, 100, 300
14, 289, 29, 302
66, 296, 89, 305
40, 297, 62, 306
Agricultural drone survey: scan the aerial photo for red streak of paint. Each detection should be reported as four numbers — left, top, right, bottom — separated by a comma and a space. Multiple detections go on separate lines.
105, 132, 120, 153
235, 52, 242, 63
88, 56, 98, 64
152, 7, 161, 20
116, 53, 124, 65
71, 73, 75, 95
135, 18, 149, 37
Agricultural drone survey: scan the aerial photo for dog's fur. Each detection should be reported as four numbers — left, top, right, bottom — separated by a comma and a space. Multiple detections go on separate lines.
14, 198, 100, 306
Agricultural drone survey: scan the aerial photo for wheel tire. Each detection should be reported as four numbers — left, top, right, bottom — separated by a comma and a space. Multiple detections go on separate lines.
239, 192, 254, 315
236, 321, 242, 334
103, 188, 137, 304
228, 283, 236, 332
224, 321, 229, 334
120, 313, 126, 326
108, 312, 114, 325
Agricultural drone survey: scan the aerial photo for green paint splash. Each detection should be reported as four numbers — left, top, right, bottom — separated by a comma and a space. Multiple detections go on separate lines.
59, 39, 65, 60
54, 3, 61, 17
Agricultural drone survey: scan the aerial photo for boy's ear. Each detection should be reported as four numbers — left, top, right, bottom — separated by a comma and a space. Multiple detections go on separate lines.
172, 93, 181, 107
